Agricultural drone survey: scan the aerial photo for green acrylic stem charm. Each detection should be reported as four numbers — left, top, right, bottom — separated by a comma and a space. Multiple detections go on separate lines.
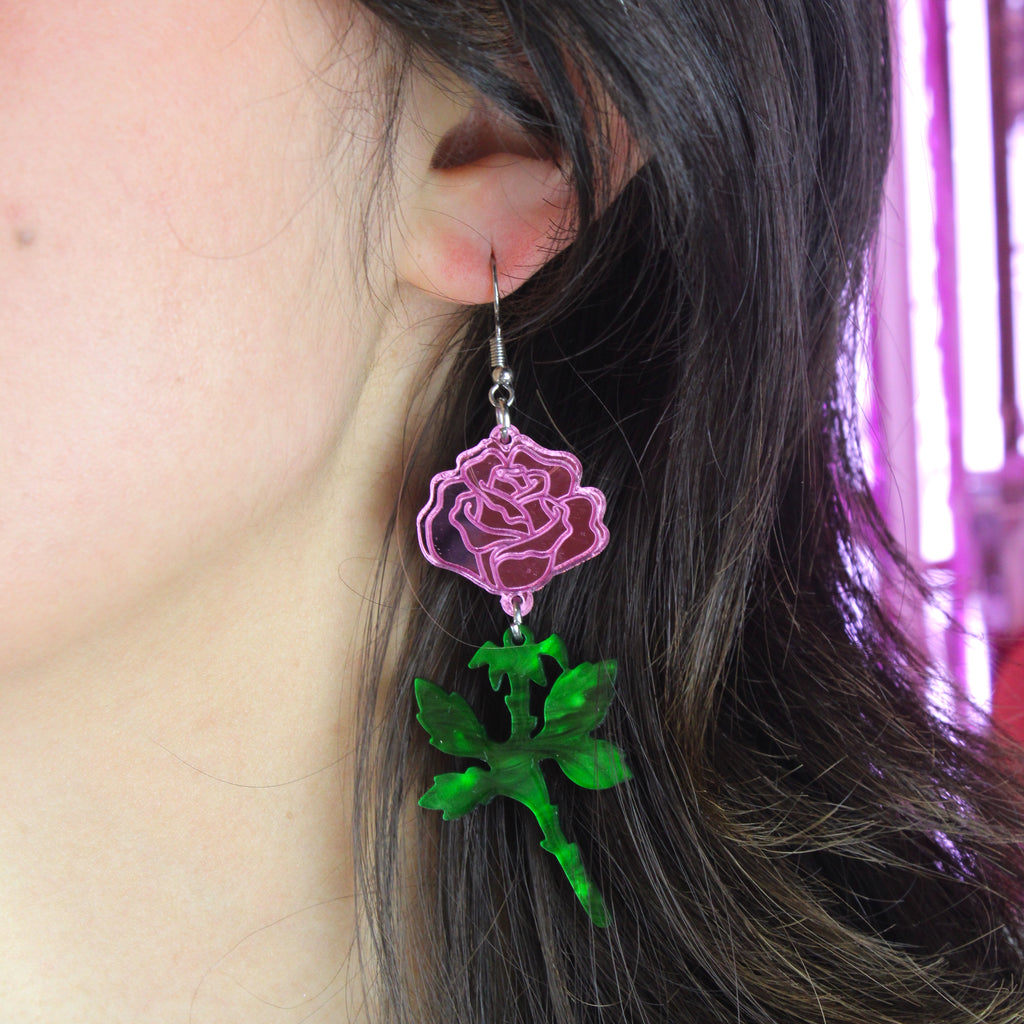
415, 626, 631, 926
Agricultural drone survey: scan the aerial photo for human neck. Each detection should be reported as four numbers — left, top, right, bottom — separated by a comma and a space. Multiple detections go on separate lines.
0, 464, 379, 1022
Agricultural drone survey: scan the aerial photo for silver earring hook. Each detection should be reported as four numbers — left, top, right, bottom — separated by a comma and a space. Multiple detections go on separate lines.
487, 254, 515, 440
489, 254, 505, 372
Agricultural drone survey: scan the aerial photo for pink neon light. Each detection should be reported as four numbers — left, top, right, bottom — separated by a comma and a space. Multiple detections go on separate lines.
416, 426, 610, 616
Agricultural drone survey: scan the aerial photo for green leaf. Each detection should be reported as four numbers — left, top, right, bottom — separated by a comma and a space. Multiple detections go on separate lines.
419, 767, 498, 820
536, 660, 618, 744
415, 678, 488, 758
469, 629, 569, 690
554, 739, 633, 791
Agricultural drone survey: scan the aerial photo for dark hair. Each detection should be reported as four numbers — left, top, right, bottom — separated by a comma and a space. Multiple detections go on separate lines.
350, 1, 1024, 1021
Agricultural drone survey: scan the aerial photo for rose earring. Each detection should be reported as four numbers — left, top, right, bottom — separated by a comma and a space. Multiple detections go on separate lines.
413, 256, 631, 927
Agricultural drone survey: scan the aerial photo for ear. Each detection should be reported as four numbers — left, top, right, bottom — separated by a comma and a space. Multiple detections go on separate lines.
391, 73, 577, 306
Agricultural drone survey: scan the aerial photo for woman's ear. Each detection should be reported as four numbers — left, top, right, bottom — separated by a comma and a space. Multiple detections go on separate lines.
391, 72, 577, 305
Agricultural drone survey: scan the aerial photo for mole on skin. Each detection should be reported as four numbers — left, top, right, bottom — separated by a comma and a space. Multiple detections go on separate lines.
14, 227, 36, 248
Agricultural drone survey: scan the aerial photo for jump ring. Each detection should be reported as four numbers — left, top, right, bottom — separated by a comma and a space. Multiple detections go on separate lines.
509, 598, 525, 644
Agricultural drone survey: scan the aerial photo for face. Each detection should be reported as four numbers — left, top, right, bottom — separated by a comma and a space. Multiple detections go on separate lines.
0, 0, 381, 673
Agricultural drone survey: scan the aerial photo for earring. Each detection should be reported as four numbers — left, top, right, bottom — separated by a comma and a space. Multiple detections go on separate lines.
413, 256, 631, 927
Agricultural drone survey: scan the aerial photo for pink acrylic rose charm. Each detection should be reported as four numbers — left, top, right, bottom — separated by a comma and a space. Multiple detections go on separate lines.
417, 426, 610, 616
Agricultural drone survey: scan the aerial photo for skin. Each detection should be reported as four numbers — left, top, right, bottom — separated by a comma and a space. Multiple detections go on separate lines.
0, 1, 575, 1020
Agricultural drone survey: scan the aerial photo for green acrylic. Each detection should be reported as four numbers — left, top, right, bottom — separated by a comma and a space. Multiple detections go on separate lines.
415, 626, 631, 926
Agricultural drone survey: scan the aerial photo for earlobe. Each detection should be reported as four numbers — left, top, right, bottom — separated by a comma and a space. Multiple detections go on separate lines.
396, 154, 574, 305
392, 85, 576, 306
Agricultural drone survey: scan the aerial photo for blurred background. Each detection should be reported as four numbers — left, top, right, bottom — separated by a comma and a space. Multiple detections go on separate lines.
875, 0, 1024, 735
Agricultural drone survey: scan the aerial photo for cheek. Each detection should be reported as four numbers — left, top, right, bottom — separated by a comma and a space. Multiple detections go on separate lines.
0, 0, 366, 672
